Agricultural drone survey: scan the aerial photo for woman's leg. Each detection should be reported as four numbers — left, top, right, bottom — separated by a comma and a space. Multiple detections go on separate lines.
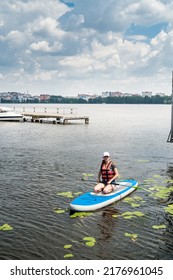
102, 184, 115, 194
94, 182, 105, 193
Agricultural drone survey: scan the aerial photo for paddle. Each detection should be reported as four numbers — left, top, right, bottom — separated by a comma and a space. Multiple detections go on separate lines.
82, 177, 119, 185
81, 177, 150, 192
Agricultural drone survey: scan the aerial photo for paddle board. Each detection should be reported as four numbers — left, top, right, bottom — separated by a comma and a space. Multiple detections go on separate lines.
70, 179, 138, 211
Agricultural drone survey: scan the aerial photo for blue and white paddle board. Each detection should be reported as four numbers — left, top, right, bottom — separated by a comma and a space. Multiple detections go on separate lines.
70, 179, 138, 211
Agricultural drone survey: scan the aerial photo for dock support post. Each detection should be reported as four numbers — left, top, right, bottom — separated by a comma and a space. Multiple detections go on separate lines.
63, 119, 68, 124
85, 117, 89, 124
167, 71, 173, 142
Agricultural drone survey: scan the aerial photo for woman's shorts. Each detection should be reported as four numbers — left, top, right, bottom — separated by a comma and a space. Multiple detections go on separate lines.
101, 180, 116, 185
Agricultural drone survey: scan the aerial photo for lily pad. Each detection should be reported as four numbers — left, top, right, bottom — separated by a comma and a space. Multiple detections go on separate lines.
143, 179, 157, 183
83, 236, 96, 242
123, 198, 133, 203
163, 179, 173, 183
85, 241, 95, 247
152, 225, 166, 229
64, 254, 74, 258
83, 236, 96, 247
133, 196, 144, 201
64, 244, 73, 249
130, 203, 141, 207
149, 186, 164, 191
149, 186, 172, 199
112, 214, 118, 218
164, 204, 173, 215
125, 232, 138, 241
123, 196, 145, 207
74, 192, 82, 196
121, 211, 133, 216
121, 211, 144, 219
54, 208, 66, 214
70, 212, 93, 218
0, 224, 13, 231
123, 215, 134, 219
82, 173, 94, 177
133, 211, 145, 217
136, 159, 150, 163
57, 191, 74, 198
153, 175, 161, 178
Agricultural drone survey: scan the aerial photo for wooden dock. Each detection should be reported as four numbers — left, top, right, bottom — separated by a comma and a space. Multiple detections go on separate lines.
22, 112, 89, 124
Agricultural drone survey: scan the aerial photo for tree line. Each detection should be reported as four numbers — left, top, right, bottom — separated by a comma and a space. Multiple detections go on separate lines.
1, 94, 171, 104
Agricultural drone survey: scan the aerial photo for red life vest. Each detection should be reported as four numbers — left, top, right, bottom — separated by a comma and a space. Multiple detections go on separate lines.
101, 160, 116, 181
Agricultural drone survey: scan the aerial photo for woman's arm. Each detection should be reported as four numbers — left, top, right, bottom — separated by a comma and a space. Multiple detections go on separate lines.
108, 167, 119, 184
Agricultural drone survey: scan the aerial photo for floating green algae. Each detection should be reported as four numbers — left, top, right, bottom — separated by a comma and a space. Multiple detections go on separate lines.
128, 203, 140, 208
143, 179, 157, 183
137, 160, 150, 163
149, 186, 173, 199
57, 191, 82, 199
163, 179, 173, 184
133, 211, 145, 216
70, 212, 93, 218
82, 173, 94, 177
83, 236, 96, 247
133, 196, 144, 201
153, 174, 161, 178
64, 244, 73, 249
152, 225, 166, 229
154, 190, 170, 199
149, 186, 165, 191
112, 214, 118, 218
63, 243, 74, 258
123, 196, 145, 207
85, 241, 95, 247
83, 237, 96, 242
64, 254, 74, 258
112, 210, 144, 219
57, 191, 74, 198
121, 211, 145, 219
164, 204, 173, 215
74, 192, 83, 196
54, 208, 66, 214
0, 224, 13, 231
124, 232, 138, 241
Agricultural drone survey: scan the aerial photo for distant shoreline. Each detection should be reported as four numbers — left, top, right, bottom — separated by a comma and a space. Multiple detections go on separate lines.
0, 94, 171, 105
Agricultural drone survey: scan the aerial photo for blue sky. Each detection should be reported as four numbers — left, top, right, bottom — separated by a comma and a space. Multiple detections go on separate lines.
0, 0, 173, 96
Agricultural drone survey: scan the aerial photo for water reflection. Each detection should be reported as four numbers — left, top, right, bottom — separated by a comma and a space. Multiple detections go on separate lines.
159, 162, 173, 259
166, 162, 173, 179
97, 207, 120, 240
166, 163, 173, 204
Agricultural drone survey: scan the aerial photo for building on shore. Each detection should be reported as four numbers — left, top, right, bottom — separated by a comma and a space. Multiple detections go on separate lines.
142, 91, 152, 97
77, 94, 98, 101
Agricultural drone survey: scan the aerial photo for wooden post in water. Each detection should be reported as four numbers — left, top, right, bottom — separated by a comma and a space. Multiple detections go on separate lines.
167, 71, 173, 142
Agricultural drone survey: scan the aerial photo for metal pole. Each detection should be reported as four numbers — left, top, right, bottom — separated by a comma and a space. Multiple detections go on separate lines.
171, 70, 173, 132
167, 71, 173, 142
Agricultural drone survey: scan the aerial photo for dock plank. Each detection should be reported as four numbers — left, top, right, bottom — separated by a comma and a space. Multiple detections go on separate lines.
22, 112, 89, 124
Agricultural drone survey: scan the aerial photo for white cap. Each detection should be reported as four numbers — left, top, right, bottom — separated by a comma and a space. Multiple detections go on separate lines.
103, 152, 110, 157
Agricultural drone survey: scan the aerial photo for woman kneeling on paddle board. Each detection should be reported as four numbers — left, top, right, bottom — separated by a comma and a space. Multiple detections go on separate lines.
94, 152, 119, 194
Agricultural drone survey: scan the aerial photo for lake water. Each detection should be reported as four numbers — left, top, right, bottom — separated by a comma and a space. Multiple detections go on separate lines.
0, 104, 173, 260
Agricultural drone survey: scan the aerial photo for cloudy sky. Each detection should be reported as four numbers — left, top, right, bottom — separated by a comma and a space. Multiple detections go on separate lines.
0, 0, 173, 96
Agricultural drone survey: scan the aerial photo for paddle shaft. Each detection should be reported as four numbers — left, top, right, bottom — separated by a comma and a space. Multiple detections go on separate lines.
81, 178, 149, 192
82, 178, 120, 184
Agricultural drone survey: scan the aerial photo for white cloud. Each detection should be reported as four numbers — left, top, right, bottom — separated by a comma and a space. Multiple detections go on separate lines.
30, 40, 62, 53
0, 0, 173, 95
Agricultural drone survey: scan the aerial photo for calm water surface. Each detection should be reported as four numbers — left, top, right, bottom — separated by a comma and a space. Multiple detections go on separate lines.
0, 104, 173, 260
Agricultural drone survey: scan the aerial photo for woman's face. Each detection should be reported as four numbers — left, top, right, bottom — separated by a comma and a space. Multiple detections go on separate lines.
103, 156, 109, 162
